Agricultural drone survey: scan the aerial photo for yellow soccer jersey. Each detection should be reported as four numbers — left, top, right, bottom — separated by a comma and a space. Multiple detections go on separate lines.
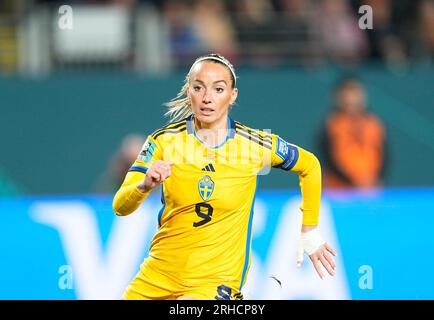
113, 115, 321, 299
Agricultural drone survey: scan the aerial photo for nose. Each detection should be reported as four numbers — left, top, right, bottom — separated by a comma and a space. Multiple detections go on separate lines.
202, 90, 212, 104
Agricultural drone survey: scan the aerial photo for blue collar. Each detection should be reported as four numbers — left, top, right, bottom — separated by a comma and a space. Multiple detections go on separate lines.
186, 114, 236, 149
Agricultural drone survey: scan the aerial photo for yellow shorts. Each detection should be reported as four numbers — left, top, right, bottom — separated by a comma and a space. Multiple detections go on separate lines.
122, 263, 242, 300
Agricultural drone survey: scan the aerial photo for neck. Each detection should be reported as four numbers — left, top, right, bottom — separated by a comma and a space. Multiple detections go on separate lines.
195, 114, 228, 131
194, 115, 229, 148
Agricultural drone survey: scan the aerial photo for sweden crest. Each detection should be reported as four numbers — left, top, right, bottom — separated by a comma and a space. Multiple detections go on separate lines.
198, 175, 214, 201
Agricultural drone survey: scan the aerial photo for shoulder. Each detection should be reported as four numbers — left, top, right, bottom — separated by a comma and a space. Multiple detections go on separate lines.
326, 111, 345, 126
366, 112, 384, 126
149, 118, 188, 141
234, 120, 273, 149
234, 119, 300, 167
364, 113, 386, 137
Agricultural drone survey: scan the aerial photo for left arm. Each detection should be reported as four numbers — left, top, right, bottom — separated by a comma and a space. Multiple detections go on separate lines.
291, 147, 336, 279
289, 147, 321, 226
270, 135, 336, 279
290, 147, 336, 279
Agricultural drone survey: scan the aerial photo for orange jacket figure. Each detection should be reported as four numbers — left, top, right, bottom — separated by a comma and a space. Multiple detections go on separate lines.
321, 79, 386, 189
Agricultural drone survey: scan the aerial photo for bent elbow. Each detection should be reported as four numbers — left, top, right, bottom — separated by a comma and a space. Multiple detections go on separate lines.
312, 153, 321, 171
310, 153, 322, 180
112, 202, 124, 217
113, 204, 131, 217
113, 207, 126, 217
112, 193, 129, 217
299, 151, 322, 177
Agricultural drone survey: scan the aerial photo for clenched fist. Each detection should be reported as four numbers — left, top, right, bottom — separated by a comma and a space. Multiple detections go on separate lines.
137, 160, 173, 193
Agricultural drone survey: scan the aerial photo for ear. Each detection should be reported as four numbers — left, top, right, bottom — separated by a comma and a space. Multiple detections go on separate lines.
230, 88, 238, 105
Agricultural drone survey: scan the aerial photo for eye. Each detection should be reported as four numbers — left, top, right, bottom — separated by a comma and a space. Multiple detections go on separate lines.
216, 87, 224, 93
193, 86, 202, 92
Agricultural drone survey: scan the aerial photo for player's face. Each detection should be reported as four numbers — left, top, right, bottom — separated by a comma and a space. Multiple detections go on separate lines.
188, 61, 238, 126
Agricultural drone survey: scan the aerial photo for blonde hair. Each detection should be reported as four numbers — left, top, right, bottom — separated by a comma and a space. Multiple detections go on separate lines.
164, 53, 237, 122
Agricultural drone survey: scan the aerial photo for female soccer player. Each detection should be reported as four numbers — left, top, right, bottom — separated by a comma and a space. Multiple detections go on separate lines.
113, 53, 336, 300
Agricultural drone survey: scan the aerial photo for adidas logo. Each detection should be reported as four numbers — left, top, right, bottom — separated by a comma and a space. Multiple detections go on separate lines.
201, 163, 215, 172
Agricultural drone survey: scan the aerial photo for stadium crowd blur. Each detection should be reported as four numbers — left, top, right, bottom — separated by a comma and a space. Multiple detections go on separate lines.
1, 0, 434, 72
0, 0, 432, 194
95, 134, 145, 193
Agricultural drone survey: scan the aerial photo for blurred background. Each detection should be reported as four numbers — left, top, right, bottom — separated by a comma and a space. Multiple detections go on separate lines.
0, 0, 433, 299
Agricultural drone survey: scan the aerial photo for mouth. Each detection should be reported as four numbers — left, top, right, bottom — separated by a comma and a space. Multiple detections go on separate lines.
199, 107, 215, 115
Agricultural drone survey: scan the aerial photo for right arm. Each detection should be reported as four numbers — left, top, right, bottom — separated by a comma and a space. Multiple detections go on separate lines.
112, 135, 170, 216
112, 160, 172, 216
113, 171, 149, 216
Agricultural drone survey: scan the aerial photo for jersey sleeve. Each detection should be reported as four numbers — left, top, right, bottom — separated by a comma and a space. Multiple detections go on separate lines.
113, 135, 163, 216
128, 135, 163, 174
271, 134, 322, 226
270, 134, 300, 170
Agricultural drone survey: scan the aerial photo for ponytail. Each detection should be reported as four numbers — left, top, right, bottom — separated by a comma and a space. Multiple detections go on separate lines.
164, 78, 192, 122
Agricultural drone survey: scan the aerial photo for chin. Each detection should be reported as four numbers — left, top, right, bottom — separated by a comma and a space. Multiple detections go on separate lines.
195, 114, 216, 124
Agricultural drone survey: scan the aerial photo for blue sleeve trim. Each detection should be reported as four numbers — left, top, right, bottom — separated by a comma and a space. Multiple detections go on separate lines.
239, 176, 259, 291
275, 136, 289, 160
275, 136, 300, 171
280, 144, 299, 171
128, 166, 148, 174
158, 185, 166, 227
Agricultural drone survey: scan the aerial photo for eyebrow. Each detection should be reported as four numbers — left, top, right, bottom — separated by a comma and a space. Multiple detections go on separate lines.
192, 79, 228, 85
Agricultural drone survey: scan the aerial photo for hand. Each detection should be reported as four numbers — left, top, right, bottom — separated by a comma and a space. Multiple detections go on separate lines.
296, 228, 337, 279
137, 160, 173, 193
307, 243, 336, 279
